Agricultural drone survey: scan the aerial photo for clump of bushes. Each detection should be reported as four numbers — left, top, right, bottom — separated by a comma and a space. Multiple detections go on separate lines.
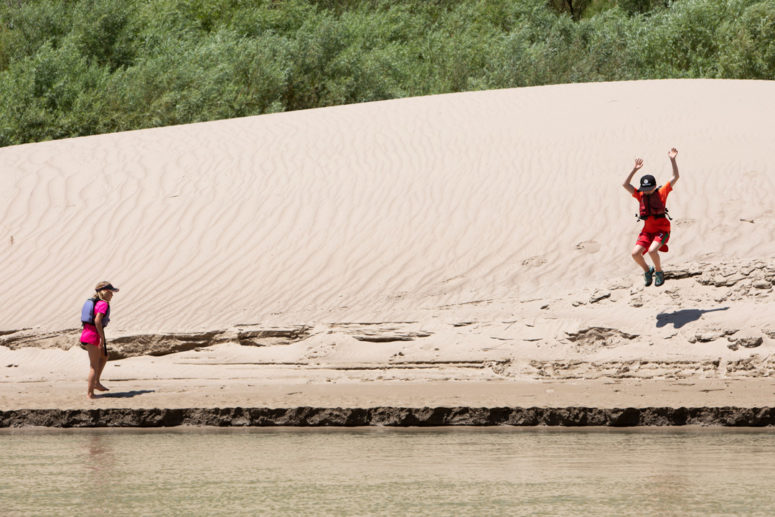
1, 0, 773, 147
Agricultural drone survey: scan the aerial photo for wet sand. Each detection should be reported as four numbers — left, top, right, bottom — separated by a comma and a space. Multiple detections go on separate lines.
4, 377, 775, 410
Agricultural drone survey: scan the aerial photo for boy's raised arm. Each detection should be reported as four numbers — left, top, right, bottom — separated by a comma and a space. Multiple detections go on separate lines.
622, 158, 643, 194
668, 147, 679, 187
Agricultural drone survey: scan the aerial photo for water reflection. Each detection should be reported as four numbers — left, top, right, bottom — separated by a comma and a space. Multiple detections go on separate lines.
84, 433, 115, 476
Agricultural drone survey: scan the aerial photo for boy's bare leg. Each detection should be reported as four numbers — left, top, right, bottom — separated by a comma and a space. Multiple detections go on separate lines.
647, 242, 662, 271
647, 241, 666, 286
631, 245, 650, 271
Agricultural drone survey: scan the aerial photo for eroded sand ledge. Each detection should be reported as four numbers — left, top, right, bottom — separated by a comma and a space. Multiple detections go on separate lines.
5, 406, 775, 428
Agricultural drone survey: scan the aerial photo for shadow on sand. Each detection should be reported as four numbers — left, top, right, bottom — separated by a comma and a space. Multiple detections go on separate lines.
97, 390, 156, 399
656, 307, 729, 329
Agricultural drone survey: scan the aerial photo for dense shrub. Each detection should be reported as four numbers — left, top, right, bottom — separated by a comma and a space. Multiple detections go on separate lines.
718, 0, 775, 78
0, 0, 773, 147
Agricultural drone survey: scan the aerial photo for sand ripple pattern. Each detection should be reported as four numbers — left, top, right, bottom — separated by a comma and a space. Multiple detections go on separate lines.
1, 80, 774, 333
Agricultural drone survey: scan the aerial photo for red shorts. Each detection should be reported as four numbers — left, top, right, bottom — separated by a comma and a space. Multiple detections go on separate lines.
636, 230, 670, 254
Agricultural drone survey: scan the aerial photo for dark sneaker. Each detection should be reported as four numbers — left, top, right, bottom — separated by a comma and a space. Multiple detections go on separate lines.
644, 266, 655, 287
655, 271, 665, 287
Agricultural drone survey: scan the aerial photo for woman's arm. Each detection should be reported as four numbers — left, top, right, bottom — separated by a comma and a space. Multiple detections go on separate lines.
94, 312, 107, 356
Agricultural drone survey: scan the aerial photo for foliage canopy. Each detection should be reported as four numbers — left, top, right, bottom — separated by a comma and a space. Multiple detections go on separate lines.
1, 0, 773, 147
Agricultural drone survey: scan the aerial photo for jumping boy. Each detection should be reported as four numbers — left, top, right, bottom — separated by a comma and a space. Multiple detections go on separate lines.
622, 147, 679, 287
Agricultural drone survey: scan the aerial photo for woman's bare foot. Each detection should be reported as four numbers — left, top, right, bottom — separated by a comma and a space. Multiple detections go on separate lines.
95, 383, 109, 392
88, 392, 96, 399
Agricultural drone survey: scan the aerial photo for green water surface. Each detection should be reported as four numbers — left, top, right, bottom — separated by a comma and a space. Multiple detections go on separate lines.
2, 428, 774, 516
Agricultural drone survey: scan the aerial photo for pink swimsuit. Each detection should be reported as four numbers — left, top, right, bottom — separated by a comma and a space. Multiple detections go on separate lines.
80, 300, 108, 346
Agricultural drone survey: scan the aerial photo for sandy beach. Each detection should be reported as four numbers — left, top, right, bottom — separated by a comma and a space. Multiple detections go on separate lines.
1, 79, 774, 423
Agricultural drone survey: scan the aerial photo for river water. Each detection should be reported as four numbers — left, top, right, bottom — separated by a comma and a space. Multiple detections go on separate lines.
2, 428, 775, 516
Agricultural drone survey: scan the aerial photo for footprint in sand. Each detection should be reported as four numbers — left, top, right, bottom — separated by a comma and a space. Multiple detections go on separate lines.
522, 256, 547, 268
575, 240, 600, 254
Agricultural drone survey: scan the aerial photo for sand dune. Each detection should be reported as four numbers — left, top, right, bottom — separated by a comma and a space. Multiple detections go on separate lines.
1, 79, 774, 408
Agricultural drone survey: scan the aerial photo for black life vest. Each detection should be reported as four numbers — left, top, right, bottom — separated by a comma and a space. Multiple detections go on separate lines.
638, 187, 669, 220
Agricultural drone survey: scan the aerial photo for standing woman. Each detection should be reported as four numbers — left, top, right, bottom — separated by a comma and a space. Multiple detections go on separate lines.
80, 281, 119, 398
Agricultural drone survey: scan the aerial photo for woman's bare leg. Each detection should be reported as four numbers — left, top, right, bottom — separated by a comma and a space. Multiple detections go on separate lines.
87, 346, 102, 398
95, 349, 109, 391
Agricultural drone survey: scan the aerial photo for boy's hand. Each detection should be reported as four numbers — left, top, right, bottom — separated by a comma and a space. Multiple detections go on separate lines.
633, 158, 644, 170
668, 148, 678, 160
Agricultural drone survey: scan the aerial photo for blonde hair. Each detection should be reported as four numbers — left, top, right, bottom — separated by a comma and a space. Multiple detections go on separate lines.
94, 281, 114, 301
